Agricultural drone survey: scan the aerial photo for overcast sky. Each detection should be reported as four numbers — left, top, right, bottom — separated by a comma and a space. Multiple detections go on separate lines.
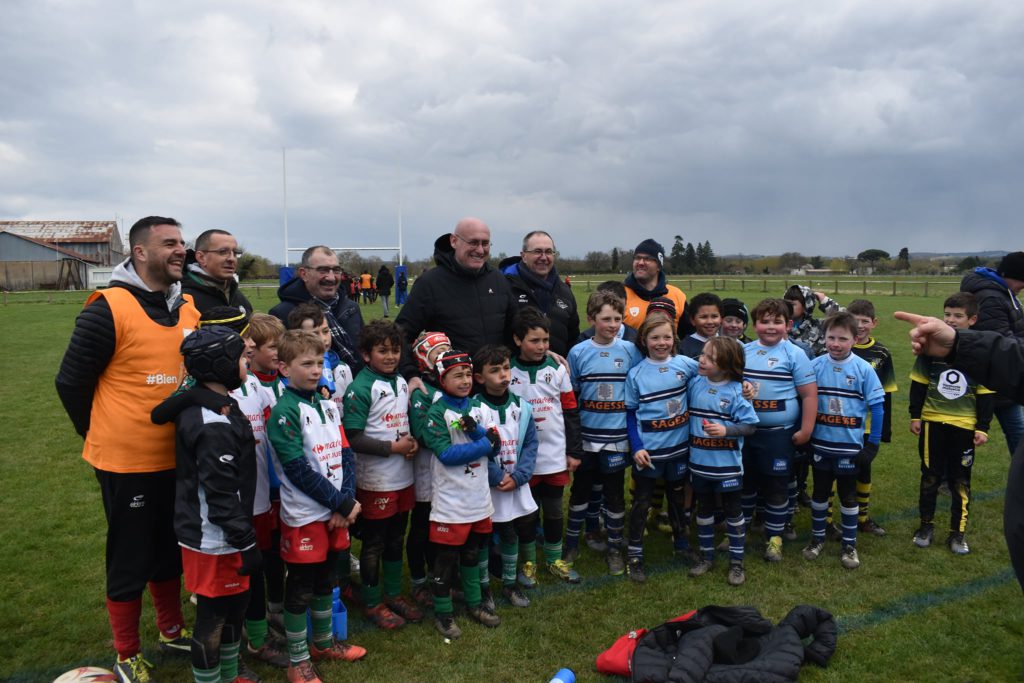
1, 1, 1021, 263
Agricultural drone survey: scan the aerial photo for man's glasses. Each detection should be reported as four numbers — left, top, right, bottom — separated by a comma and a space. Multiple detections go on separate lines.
633, 255, 658, 264
311, 266, 343, 275
203, 248, 244, 258
453, 233, 491, 249
524, 249, 557, 257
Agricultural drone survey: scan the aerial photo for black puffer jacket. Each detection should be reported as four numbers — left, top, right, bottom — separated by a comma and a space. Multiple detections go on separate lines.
181, 263, 253, 315
631, 605, 837, 683
961, 269, 1024, 339
396, 234, 515, 378
500, 256, 579, 357
269, 276, 364, 369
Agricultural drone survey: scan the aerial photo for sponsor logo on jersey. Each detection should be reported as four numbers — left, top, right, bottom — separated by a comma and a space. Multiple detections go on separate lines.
145, 373, 178, 385
130, 494, 145, 509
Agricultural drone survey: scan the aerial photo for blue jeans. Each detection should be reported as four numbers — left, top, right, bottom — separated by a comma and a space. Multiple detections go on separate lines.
996, 403, 1024, 457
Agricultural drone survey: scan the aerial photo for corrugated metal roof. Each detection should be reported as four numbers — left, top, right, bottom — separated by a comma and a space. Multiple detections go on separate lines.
0, 229, 99, 262
0, 220, 118, 243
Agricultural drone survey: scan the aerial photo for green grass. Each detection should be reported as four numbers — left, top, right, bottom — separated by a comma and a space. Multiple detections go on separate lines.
1, 281, 1021, 682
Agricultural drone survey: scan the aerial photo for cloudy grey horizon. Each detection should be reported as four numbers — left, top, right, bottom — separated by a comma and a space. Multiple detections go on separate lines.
1, 1, 1021, 264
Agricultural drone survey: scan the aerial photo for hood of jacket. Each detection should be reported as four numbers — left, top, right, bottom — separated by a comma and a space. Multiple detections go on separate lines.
276, 274, 316, 305
110, 258, 184, 312
432, 232, 494, 279
963, 267, 1010, 293
624, 270, 668, 301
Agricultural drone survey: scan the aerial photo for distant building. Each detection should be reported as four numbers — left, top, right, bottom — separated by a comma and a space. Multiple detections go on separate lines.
0, 229, 100, 290
0, 220, 124, 266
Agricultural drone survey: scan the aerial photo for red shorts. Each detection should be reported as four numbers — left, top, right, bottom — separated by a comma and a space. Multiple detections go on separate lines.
429, 517, 493, 546
357, 485, 415, 520
181, 547, 250, 598
280, 520, 351, 564
253, 510, 277, 551
530, 471, 570, 487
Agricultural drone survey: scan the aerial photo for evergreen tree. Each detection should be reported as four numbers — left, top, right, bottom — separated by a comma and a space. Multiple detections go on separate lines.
670, 235, 686, 272
897, 247, 910, 272
684, 242, 697, 273
702, 240, 716, 273
611, 247, 619, 273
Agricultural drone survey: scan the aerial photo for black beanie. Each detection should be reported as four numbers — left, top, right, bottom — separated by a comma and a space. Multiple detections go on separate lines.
997, 252, 1024, 281
721, 298, 749, 324
633, 239, 665, 268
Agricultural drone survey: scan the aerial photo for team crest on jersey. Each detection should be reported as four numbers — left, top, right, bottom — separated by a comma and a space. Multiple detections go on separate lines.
543, 371, 553, 383
325, 406, 336, 421
666, 399, 682, 416
719, 397, 731, 410
510, 377, 521, 385
630, 306, 640, 317
828, 397, 843, 414
379, 390, 388, 398
845, 375, 856, 387
614, 358, 624, 368
767, 357, 778, 368
676, 371, 685, 381
305, 415, 312, 426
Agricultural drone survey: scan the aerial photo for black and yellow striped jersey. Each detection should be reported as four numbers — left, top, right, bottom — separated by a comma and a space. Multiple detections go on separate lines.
909, 356, 994, 432
854, 337, 897, 441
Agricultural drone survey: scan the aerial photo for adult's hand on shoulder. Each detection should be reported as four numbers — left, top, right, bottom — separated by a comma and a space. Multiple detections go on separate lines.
894, 311, 955, 357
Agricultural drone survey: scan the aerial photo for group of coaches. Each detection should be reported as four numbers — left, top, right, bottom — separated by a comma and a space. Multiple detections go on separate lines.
56, 213, 687, 670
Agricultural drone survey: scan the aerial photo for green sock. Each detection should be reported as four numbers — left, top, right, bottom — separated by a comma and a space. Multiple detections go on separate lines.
362, 582, 382, 608
500, 541, 518, 585
434, 595, 454, 617
519, 540, 536, 565
461, 563, 481, 609
382, 559, 403, 599
311, 594, 333, 649
284, 609, 310, 664
245, 617, 268, 649
219, 640, 240, 682
544, 541, 562, 565
193, 665, 220, 683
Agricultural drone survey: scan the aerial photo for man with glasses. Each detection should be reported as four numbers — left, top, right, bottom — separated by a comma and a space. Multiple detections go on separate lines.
623, 238, 687, 333
271, 245, 365, 371
182, 229, 253, 314
500, 230, 579, 356
396, 217, 515, 383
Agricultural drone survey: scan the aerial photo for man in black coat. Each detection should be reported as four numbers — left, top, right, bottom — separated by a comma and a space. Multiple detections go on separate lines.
270, 245, 364, 372
181, 229, 253, 315
500, 230, 579, 357
960, 251, 1024, 455
395, 217, 515, 388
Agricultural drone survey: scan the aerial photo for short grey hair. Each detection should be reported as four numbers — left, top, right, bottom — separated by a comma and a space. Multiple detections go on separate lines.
300, 245, 337, 268
521, 230, 554, 253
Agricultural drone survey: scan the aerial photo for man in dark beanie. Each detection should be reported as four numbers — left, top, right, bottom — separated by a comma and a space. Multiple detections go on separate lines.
961, 251, 1024, 455
622, 238, 687, 334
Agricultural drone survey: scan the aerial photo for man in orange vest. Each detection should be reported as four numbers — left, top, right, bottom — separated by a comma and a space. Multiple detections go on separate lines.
57, 216, 201, 683
622, 238, 687, 333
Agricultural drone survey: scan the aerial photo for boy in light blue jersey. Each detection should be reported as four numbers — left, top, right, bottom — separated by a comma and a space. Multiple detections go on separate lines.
803, 312, 885, 570
564, 291, 642, 576
742, 299, 817, 562
624, 315, 700, 581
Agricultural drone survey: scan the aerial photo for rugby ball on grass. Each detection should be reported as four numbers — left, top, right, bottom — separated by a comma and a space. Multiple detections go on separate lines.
53, 667, 118, 683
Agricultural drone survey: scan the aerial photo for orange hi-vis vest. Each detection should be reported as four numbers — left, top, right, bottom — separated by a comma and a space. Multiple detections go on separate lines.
81, 286, 200, 473
623, 284, 687, 331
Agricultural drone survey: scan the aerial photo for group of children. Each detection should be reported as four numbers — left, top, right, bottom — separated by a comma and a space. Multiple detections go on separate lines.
159, 279, 996, 683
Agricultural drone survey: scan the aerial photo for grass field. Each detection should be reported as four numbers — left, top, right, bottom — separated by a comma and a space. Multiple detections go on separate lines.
2, 279, 1022, 682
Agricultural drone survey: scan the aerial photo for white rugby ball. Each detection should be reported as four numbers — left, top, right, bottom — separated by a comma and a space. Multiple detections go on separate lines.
53, 667, 118, 683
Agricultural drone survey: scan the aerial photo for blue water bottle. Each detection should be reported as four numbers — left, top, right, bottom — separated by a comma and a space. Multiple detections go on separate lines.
549, 669, 575, 683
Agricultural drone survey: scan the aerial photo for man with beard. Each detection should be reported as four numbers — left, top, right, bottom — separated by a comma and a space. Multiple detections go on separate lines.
622, 239, 687, 335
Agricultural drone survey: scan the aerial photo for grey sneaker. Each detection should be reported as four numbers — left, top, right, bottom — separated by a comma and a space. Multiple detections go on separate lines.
501, 584, 530, 607
606, 549, 625, 576
434, 614, 462, 639
114, 654, 154, 683
913, 523, 935, 548
727, 563, 746, 586
467, 605, 502, 627
626, 557, 647, 583
247, 639, 290, 668
585, 530, 608, 553
840, 544, 861, 569
764, 536, 783, 563
802, 539, 826, 561
948, 532, 970, 555
689, 557, 714, 577
859, 517, 887, 536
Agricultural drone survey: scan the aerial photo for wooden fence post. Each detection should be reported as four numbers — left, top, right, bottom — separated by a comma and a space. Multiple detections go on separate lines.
892, 281, 897, 296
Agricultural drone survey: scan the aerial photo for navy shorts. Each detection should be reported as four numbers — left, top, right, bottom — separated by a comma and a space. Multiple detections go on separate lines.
579, 450, 630, 474
633, 456, 688, 482
744, 426, 797, 478
690, 472, 743, 494
811, 451, 859, 476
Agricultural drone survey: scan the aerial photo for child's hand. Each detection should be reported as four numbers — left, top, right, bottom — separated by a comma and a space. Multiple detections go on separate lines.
459, 415, 479, 433
741, 381, 757, 400
703, 419, 726, 437
485, 426, 501, 449
393, 433, 418, 458
320, 386, 332, 400
633, 450, 652, 469
910, 420, 922, 435
566, 455, 582, 473
975, 431, 988, 446
791, 429, 810, 446
497, 473, 516, 491
346, 501, 362, 524
327, 512, 346, 530
813, 291, 828, 302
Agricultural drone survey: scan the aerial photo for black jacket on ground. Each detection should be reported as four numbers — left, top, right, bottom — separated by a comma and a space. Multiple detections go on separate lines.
154, 386, 257, 553
269, 276, 364, 367
630, 604, 836, 683
500, 256, 579, 357
55, 281, 193, 438
181, 264, 253, 315
395, 234, 515, 378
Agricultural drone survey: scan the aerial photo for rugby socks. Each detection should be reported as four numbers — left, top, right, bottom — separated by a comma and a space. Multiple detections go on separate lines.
519, 539, 536, 569
565, 501, 587, 550
107, 597, 142, 659
585, 483, 604, 533
461, 559, 482, 609
857, 481, 872, 524
477, 546, 491, 595
741, 492, 757, 526
605, 508, 625, 550
543, 540, 562, 565
726, 514, 745, 565
245, 617, 268, 649
810, 499, 829, 541
840, 505, 859, 548
362, 583, 382, 609
763, 499, 788, 539
786, 478, 799, 523
219, 640, 240, 682
193, 666, 219, 683
310, 594, 333, 650
148, 578, 186, 638
500, 540, 518, 586
695, 514, 715, 560
382, 559, 403, 599
284, 610, 311, 664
